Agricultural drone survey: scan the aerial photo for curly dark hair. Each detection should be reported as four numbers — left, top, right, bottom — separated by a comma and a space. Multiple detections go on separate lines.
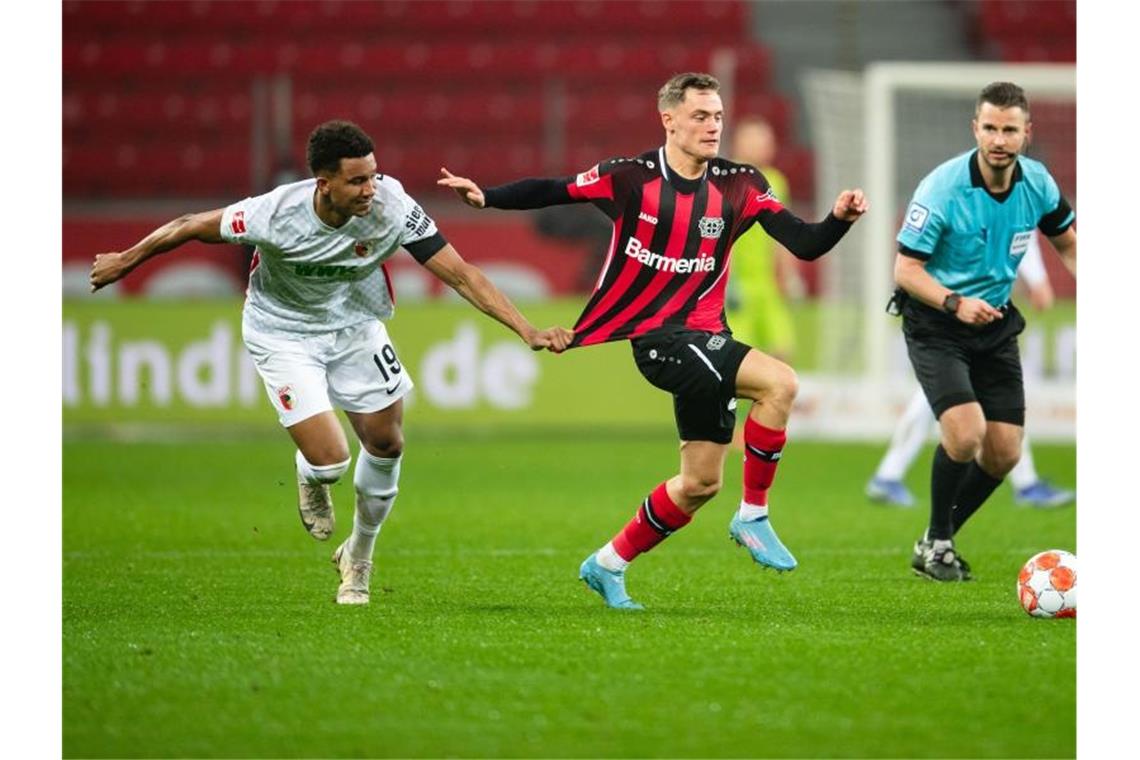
306, 120, 375, 175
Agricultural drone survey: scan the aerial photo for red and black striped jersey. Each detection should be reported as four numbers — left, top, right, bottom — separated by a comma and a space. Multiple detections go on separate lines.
482, 146, 851, 349
564, 148, 784, 346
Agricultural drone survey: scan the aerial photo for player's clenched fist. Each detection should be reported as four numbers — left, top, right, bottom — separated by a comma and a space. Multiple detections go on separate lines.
437, 168, 486, 209
90, 252, 131, 292
525, 326, 575, 353
832, 189, 869, 222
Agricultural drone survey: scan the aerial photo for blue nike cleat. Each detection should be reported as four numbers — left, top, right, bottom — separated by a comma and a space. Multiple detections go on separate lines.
578, 553, 643, 610
865, 477, 915, 507
729, 515, 798, 571
1014, 480, 1076, 509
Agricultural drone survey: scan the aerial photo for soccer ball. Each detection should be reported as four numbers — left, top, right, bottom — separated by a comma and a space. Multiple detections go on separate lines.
1017, 550, 1076, 618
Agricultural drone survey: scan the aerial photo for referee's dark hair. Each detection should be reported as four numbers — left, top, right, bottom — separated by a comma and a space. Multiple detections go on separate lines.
307, 120, 374, 176
977, 82, 1030, 115
658, 72, 721, 111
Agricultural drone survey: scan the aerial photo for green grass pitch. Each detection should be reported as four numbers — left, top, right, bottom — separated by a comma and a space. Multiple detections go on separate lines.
63, 431, 1075, 758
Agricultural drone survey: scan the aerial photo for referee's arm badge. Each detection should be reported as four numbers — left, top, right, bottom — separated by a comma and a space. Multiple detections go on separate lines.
904, 202, 930, 233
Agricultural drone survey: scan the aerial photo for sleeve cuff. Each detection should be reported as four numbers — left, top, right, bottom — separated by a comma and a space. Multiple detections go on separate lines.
898, 244, 932, 260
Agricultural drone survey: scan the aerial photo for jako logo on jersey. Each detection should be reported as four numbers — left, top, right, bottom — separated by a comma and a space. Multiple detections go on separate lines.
230, 211, 247, 235
625, 238, 716, 274
638, 212, 658, 225
576, 165, 601, 187
276, 386, 294, 411
698, 216, 724, 239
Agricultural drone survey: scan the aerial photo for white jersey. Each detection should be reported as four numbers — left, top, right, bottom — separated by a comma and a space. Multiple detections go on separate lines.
220, 175, 441, 334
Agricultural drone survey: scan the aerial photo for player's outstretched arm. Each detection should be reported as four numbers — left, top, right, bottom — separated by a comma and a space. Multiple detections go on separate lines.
894, 253, 1003, 326
1048, 227, 1076, 278
423, 244, 574, 352
437, 168, 486, 208
90, 208, 225, 292
439, 167, 580, 211
756, 188, 868, 262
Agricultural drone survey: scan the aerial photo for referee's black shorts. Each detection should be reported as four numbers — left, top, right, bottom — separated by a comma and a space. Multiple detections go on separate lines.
631, 328, 752, 443
902, 298, 1026, 425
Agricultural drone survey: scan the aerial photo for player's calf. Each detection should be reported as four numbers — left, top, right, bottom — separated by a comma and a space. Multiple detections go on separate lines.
296, 450, 350, 541
346, 450, 401, 562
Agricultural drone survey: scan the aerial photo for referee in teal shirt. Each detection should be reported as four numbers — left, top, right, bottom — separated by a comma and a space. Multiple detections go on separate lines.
893, 82, 1077, 582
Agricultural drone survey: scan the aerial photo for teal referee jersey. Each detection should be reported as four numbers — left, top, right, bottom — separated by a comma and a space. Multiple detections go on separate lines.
897, 150, 1074, 307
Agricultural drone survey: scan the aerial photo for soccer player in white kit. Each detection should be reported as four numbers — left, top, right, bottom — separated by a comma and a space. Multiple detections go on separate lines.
90, 120, 573, 604
865, 231, 1074, 509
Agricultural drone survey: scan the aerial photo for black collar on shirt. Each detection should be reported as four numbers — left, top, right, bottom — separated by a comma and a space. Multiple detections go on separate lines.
969, 149, 1023, 203
658, 146, 706, 195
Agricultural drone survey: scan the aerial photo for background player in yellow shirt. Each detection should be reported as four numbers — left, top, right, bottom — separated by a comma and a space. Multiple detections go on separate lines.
725, 117, 803, 362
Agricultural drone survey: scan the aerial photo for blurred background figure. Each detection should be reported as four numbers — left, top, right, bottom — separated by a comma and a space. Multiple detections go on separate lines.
726, 116, 805, 363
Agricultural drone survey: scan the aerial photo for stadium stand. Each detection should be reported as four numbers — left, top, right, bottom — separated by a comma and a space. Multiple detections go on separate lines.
63, 1, 1073, 206
63, 0, 796, 201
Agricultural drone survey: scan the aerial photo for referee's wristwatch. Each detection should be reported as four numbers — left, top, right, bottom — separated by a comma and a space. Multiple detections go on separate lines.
942, 291, 962, 315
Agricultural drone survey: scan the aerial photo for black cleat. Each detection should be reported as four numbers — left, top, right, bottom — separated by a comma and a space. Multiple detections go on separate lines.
912, 538, 970, 582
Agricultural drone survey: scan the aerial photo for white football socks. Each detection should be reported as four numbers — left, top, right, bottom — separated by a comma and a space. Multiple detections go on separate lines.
596, 542, 629, 572
349, 450, 401, 561
737, 502, 768, 521
875, 388, 936, 481
1008, 434, 1038, 491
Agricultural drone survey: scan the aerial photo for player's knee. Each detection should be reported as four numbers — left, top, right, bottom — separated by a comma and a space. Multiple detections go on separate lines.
298, 450, 351, 484
984, 438, 1022, 477
773, 364, 799, 405
679, 473, 723, 503
360, 429, 404, 459
942, 429, 983, 462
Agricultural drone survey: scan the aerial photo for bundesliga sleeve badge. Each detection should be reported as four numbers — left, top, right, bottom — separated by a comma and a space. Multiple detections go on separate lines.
904, 202, 930, 233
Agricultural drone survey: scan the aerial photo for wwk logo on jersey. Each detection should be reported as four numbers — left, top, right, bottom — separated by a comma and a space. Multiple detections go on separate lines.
698, 216, 724, 240
905, 202, 930, 233
230, 211, 247, 235
576, 165, 601, 187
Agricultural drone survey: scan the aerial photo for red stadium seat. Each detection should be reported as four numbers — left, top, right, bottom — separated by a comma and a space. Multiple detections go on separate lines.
63, 1, 783, 200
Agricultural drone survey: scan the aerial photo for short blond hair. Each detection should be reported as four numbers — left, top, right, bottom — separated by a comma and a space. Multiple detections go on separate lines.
657, 72, 720, 111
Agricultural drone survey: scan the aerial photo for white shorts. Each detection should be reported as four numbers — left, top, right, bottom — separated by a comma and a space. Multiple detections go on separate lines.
242, 319, 415, 427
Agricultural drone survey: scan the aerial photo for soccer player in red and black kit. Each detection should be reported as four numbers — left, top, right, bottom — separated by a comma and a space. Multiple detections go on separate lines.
440, 73, 868, 609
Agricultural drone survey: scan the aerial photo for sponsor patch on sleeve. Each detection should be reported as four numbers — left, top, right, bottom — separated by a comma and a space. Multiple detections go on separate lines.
403, 204, 434, 239
904, 202, 930, 233
576, 164, 601, 187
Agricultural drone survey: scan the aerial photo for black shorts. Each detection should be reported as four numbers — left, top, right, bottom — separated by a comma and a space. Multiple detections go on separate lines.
902, 298, 1026, 425
631, 329, 752, 443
